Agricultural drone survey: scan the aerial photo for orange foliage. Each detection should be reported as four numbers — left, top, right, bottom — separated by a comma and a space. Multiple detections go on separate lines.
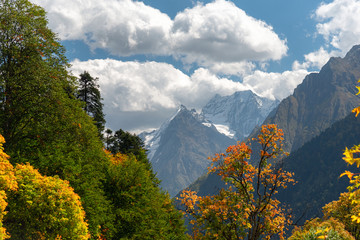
179, 124, 294, 240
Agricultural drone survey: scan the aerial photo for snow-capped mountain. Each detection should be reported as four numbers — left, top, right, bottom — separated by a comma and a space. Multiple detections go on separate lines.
140, 105, 234, 196
201, 90, 279, 140
140, 105, 212, 162
139, 91, 279, 196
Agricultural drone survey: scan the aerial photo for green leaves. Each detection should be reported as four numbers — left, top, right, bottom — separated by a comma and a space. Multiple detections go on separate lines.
104, 151, 188, 239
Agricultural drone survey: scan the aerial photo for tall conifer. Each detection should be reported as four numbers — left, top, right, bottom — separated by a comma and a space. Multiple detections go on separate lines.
77, 71, 105, 136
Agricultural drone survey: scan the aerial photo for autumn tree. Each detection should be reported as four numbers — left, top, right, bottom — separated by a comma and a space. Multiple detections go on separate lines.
77, 71, 106, 135
179, 124, 295, 240
0, 134, 89, 240
4, 163, 90, 240
288, 218, 354, 240
0, 135, 16, 240
322, 191, 360, 239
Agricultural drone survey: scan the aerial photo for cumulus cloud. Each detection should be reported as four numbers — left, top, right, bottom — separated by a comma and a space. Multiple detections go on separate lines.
70, 59, 250, 131
315, 0, 360, 54
292, 47, 341, 70
33, 0, 172, 55
171, 0, 287, 65
33, 0, 287, 72
70, 59, 307, 131
242, 70, 309, 100
292, 0, 360, 73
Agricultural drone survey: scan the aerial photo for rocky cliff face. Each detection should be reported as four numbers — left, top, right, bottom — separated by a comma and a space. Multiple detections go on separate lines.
261, 45, 360, 152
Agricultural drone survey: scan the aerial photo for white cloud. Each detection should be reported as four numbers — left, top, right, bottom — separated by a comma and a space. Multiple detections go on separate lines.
33, 0, 172, 55
171, 0, 288, 65
70, 58, 308, 131
207, 61, 255, 77
33, 0, 287, 71
292, 47, 341, 70
242, 70, 309, 100
315, 0, 360, 54
293, 0, 360, 73
70, 59, 249, 131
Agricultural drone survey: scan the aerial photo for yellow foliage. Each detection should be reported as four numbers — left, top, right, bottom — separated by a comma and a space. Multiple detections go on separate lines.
0, 134, 89, 239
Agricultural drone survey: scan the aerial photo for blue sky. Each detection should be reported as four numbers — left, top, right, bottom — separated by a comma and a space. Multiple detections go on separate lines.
32, 0, 360, 132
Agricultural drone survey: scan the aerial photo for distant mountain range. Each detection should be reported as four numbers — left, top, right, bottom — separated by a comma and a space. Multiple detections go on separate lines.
140, 105, 235, 197
140, 91, 278, 196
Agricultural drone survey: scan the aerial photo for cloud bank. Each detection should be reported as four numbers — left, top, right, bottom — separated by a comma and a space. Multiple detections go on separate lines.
33, 0, 287, 75
70, 59, 307, 132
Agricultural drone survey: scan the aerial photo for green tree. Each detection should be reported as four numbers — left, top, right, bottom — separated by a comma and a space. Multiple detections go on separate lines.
103, 151, 188, 240
108, 129, 145, 156
0, 0, 72, 150
0, 0, 112, 237
77, 71, 105, 135
179, 124, 295, 240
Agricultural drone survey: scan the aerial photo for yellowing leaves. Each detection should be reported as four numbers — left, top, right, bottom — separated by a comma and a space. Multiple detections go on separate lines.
0, 134, 89, 240
340, 171, 355, 180
343, 147, 360, 167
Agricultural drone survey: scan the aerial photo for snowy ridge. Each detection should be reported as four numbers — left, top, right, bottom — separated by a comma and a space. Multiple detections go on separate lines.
140, 91, 279, 161
201, 90, 279, 140
141, 105, 190, 162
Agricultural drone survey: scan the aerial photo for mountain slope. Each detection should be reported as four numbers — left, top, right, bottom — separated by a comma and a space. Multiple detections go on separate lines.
278, 112, 360, 224
144, 106, 235, 196
261, 45, 360, 152
202, 90, 278, 140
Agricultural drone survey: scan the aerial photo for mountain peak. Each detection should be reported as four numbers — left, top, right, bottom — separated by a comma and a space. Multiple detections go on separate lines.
345, 44, 360, 60
202, 90, 279, 140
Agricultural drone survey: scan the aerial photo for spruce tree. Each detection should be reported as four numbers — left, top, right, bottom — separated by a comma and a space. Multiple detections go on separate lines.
77, 71, 106, 135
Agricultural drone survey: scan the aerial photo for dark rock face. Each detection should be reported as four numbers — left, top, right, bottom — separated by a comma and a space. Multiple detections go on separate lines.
261, 45, 360, 152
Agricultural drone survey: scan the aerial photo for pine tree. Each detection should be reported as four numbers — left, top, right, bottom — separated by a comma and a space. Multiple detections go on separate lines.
77, 71, 106, 135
